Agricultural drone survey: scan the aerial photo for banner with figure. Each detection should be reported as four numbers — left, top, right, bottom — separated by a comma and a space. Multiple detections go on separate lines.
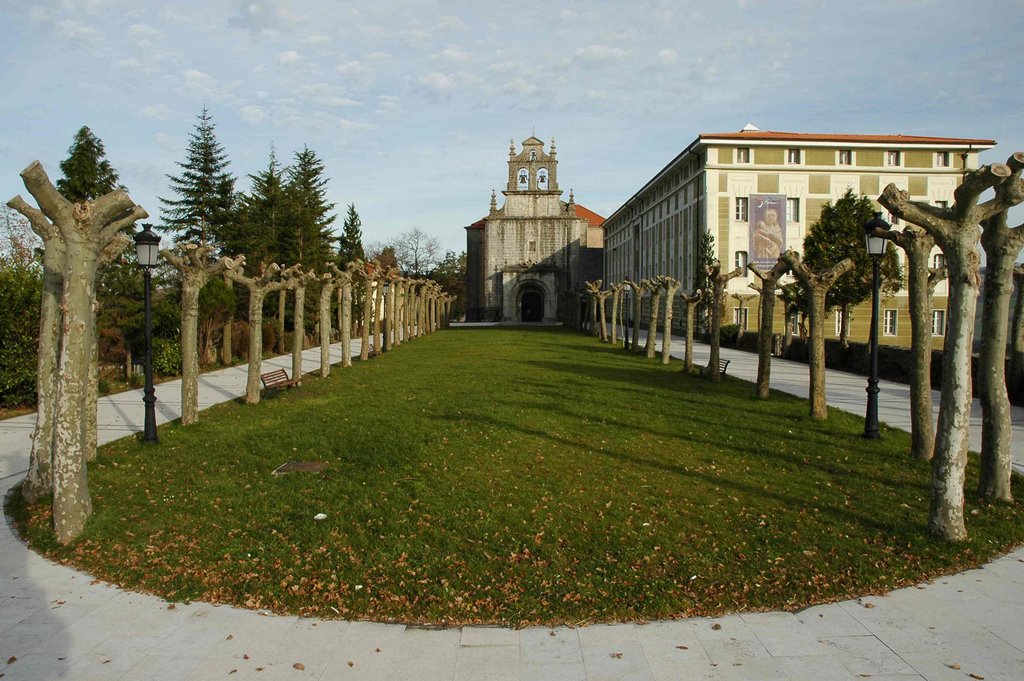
749, 194, 786, 268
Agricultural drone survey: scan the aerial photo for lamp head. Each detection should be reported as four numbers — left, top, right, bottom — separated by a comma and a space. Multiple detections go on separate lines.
134, 223, 161, 268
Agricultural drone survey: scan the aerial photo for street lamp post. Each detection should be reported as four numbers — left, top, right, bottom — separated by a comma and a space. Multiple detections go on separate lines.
863, 212, 891, 440
134, 223, 161, 443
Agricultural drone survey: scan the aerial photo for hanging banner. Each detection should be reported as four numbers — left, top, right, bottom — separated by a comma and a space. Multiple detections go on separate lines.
749, 193, 787, 268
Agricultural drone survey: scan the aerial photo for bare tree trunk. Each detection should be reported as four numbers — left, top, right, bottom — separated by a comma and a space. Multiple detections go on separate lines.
680, 291, 701, 372
277, 289, 286, 354
341, 281, 353, 367
596, 291, 610, 342
646, 287, 661, 359
839, 303, 851, 348
749, 261, 788, 399
292, 279, 307, 381
222, 275, 233, 365
318, 274, 336, 378
590, 294, 599, 337
18, 222, 64, 501
780, 251, 854, 418
180, 280, 201, 424
707, 263, 743, 381
1011, 265, 1024, 400
879, 159, 1018, 541
9, 162, 144, 543
360, 279, 372, 359
659, 277, 680, 364
977, 209, 1023, 501
373, 280, 384, 351
609, 285, 620, 345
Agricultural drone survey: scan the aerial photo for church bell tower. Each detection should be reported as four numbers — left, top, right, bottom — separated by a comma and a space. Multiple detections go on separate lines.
506, 136, 559, 193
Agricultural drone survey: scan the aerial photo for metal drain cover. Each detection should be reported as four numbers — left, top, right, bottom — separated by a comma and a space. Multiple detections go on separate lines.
272, 461, 330, 475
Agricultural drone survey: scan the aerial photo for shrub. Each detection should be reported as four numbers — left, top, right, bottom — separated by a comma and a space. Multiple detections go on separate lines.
151, 337, 182, 377
231, 320, 249, 360
0, 261, 41, 407
719, 323, 740, 346
261, 322, 277, 355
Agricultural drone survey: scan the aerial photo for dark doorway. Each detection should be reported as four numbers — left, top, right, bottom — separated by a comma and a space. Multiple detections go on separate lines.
521, 290, 543, 322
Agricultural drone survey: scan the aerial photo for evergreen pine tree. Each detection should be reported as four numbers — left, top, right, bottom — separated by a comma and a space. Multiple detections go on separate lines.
160, 108, 236, 246
230, 147, 288, 265
56, 126, 122, 201
280, 146, 336, 269
802, 189, 902, 344
337, 203, 365, 265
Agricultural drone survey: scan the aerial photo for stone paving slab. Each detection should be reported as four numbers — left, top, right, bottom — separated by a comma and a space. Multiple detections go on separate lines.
2, 329, 1024, 680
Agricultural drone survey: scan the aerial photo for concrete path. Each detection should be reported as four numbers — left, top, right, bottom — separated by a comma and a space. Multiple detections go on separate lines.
2, 331, 1024, 680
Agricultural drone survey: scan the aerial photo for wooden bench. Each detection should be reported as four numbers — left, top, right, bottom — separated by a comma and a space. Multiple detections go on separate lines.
697, 359, 730, 377
260, 368, 301, 391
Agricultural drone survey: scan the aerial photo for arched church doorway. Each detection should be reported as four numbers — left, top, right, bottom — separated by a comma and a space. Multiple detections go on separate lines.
520, 288, 544, 322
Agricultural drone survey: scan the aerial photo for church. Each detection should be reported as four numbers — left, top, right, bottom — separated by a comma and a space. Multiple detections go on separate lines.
464, 135, 605, 322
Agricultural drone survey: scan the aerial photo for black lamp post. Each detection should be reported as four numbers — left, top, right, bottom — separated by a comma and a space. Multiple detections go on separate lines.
134, 223, 161, 443
863, 211, 891, 440
381, 280, 390, 353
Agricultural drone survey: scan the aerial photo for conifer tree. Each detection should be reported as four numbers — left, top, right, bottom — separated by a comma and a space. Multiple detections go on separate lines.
802, 189, 902, 345
160, 108, 236, 246
56, 127, 122, 201
338, 203, 365, 265
281, 146, 336, 269
230, 147, 287, 265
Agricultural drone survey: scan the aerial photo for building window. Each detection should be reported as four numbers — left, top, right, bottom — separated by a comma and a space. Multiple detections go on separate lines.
834, 309, 845, 336
733, 307, 748, 330
735, 197, 749, 222
932, 253, 946, 269
786, 197, 800, 223
790, 312, 801, 335
931, 309, 946, 336
883, 309, 898, 336
735, 250, 748, 270
886, 150, 902, 166
786, 148, 802, 164
838, 149, 853, 165
737, 147, 751, 163
888, 212, 900, 227
935, 200, 949, 210
936, 151, 951, 167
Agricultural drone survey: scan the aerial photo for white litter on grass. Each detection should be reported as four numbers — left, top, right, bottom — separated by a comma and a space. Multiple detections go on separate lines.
314, 513, 327, 521
355, 584, 364, 590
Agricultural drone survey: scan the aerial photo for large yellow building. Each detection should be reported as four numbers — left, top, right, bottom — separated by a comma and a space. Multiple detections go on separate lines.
602, 125, 996, 347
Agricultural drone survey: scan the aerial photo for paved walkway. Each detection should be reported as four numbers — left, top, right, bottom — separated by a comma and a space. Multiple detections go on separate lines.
2, 331, 1024, 680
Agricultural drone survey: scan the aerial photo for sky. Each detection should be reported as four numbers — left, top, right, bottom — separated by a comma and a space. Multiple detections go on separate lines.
1, 0, 1022, 255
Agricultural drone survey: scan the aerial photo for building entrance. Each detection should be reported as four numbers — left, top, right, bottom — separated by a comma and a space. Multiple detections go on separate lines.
520, 290, 543, 322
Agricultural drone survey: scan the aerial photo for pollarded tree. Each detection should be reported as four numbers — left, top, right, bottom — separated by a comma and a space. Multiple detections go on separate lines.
748, 260, 789, 399
159, 244, 229, 425
317, 266, 342, 377
880, 160, 1016, 541
693, 229, 717, 331
874, 224, 946, 461
778, 281, 802, 354
644, 280, 661, 359
730, 292, 756, 343
803, 189, 901, 347
974, 153, 1024, 502
706, 262, 743, 382
338, 261, 358, 367
596, 288, 612, 342
656, 275, 681, 364
160, 107, 236, 247
585, 280, 602, 338
624, 279, 644, 352
8, 161, 145, 543
608, 283, 623, 345
355, 260, 376, 359
779, 250, 854, 420
679, 289, 702, 372
56, 126, 122, 201
289, 268, 317, 381
223, 259, 300, 404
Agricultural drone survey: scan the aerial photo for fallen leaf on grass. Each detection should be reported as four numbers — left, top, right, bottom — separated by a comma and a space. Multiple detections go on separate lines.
167, 604, 176, 610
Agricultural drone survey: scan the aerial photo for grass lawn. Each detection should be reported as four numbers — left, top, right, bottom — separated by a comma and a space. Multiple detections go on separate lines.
9, 326, 1024, 626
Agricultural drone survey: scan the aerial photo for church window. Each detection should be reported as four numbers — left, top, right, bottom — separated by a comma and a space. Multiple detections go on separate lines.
530, 150, 537, 161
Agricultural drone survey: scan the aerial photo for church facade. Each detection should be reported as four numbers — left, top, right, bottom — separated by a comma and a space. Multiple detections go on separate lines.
465, 136, 604, 322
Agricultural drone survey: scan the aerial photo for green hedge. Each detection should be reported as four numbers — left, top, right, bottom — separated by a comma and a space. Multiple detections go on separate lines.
0, 262, 41, 407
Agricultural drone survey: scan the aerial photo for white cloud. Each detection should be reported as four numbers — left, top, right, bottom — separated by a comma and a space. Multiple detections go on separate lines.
336, 60, 371, 76
127, 23, 161, 43
295, 83, 360, 108
419, 72, 456, 93
575, 45, 626, 61
435, 46, 471, 63
240, 105, 266, 123
277, 50, 302, 65
437, 15, 466, 30
302, 33, 330, 46
152, 132, 177, 152
365, 52, 391, 62
375, 95, 399, 115
141, 104, 171, 119
57, 19, 99, 41
177, 69, 221, 99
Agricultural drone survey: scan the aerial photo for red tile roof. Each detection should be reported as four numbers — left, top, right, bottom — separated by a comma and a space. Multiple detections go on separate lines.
700, 130, 995, 146
465, 203, 606, 229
